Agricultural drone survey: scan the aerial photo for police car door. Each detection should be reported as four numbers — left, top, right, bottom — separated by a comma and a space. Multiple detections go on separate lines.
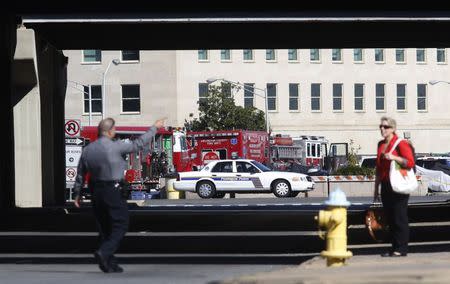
235, 161, 264, 190
210, 161, 235, 190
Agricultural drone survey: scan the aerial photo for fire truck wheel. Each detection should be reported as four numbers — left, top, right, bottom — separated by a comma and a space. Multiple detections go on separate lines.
213, 192, 226, 198
272, 180, 292, 198
290, 191, 300, 197
196, 181, 216, 199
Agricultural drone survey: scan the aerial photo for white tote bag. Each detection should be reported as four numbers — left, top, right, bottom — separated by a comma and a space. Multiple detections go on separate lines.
388, 138, 418, 194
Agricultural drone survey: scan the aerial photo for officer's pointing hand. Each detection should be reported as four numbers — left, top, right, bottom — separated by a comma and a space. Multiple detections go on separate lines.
154, 118, 166, 129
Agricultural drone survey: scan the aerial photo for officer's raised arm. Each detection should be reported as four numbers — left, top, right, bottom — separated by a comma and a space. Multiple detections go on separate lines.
116, 118, 165, 154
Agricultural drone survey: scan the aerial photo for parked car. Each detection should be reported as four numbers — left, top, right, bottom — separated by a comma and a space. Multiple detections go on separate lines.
416, 156, 450, 175
174, 159, 315, 198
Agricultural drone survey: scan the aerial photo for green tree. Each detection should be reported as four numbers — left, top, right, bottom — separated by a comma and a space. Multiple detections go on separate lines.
184, 83, 266, 131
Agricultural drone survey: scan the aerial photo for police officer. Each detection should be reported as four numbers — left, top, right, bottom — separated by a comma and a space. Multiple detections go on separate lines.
73, 117, 165, 273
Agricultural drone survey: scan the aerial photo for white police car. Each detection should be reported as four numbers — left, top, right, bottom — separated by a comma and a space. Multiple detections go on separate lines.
174, 159, 315, 198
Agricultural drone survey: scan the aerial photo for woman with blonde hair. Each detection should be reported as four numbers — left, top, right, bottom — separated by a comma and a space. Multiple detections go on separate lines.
374, 116, 415, 257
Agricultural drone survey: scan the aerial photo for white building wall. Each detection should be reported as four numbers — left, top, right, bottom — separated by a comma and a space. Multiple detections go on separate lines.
176, 49, 450, 155
64, 50, 178, 127
65, 48, 450, 156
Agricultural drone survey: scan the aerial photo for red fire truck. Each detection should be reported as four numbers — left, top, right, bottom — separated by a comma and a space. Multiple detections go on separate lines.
271, 134, 348, 172
187, 130, 269, 169
80, 126, 192, 196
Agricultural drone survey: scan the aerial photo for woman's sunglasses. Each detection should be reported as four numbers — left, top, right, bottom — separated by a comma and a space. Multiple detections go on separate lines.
379, 124, 392, 129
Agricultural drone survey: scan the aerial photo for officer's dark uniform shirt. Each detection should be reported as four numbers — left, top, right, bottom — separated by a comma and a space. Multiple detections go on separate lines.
73, 126, 157, 196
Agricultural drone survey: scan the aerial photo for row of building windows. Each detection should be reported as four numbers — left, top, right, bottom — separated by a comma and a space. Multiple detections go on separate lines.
82, 84, 141, 113
82, 50, 140, 63
198, 48, 448, 64
198, 83, 428, 112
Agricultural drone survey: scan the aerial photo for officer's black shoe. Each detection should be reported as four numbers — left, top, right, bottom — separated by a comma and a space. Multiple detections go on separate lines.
109, 255, 124, 273
94, 250, 111, 273
110, 263, 124, 273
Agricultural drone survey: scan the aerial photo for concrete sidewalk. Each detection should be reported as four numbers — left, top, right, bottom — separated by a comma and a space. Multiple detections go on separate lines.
221, 251, 450, 283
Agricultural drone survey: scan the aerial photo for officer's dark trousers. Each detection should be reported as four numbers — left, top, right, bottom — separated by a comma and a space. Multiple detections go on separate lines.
381, 182, 409, 254
92, 182, 129, 261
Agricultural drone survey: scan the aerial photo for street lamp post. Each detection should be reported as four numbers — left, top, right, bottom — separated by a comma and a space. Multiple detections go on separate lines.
429, 80, 450, 85
67, 80, 93, 126
206, 77, 270, 132
102, 59, 120, 119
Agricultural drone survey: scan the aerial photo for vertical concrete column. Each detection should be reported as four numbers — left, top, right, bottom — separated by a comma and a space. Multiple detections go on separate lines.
13, 28, 42, 207
0, 15, 17, 209
36, 36, 67, 206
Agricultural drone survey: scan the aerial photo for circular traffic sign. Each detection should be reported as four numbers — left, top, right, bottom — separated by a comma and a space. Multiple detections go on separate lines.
203, 152, 220, 164
66, 168, 76, 179
65, 120, 80, 137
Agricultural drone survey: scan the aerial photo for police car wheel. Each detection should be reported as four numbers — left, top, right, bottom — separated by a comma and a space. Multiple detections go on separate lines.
197, 181, 216, 199
272, 180, 291, 198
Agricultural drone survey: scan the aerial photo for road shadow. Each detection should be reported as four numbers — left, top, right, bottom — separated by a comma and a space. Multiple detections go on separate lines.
0, 254, 317, 265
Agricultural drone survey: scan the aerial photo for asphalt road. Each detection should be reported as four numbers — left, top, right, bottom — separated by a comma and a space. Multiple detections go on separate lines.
0, 254, 310, 284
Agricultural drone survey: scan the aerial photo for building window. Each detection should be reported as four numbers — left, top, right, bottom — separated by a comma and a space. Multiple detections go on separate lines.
82, 50, 101, 63
243, 49, 253, 61
289, 83, 299, 111
267, 83, 277, 111
397, 84, 407, 111
310, 49, 320, 62
332, 49, 342, 62
416, 48, 426, 63
333, 84, 343, 111
288, 49, 298, 61
121, 85, 140, 113
437, 48, 446, 63
354, 84, 365, 111
396, 49, 406, 63
244, 83, 254, 108
83, 85, 102, 113
198, 50, 208, 61
266, 49, 276, 61
221, 82, 232, 97
311, 83, 321, 111
221, 49, 231, 61
121, 50, 139, 62
354, 49, 363, 62
198, 83, 209, 104
417, 84, 427, 111
375, 84, 385, 111
375, 49, 384, 62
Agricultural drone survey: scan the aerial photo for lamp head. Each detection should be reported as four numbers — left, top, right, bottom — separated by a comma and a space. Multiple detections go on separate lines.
206, 77, 220, 84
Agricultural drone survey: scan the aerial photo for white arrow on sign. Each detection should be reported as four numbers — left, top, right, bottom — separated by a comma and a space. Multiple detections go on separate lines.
65, 137, 85, 146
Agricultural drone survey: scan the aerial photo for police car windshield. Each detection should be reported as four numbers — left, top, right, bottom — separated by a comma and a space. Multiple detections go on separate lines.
251, 161, 271, 172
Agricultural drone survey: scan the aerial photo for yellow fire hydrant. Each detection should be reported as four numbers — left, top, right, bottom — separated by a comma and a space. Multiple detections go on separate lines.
315, 188, 352, 267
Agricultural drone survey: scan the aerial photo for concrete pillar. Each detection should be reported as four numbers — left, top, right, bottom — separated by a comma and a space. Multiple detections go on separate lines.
0, 15, 17, 209
36, 36, 67, 206
12, 28, 68, 207
13, 28, 42, 207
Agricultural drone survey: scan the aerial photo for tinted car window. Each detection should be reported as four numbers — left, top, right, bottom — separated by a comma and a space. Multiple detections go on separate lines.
211, 162, 233, 173
236, 162, 259, 173
361, 158, 376, 169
